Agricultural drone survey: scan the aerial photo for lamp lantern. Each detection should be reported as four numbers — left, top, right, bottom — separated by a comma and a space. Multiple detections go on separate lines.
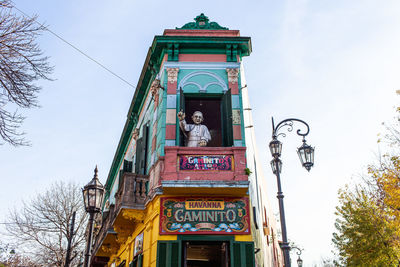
270, 159, 282, 175
269, 138, 282, 158
82, 166, 105, 213
297, 257, 303, 267
297, 140, 315, 171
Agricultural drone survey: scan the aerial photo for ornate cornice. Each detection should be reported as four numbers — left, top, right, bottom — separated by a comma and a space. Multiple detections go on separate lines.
122, 210, 145, 222
101, 245, 118, 255
167, 68, 179, 83
114, 225, 132, 244
226, 68, 239, 83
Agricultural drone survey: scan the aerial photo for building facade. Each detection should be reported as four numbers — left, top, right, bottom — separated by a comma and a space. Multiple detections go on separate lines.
91, 14, 283, 267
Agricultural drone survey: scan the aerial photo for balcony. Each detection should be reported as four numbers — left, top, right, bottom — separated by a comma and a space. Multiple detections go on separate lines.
92, 172, 149, 258
115, 172, 149, 210
149, 146, 249, 195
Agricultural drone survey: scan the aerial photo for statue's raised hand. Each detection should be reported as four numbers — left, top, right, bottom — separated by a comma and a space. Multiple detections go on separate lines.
177, 110, 185, 121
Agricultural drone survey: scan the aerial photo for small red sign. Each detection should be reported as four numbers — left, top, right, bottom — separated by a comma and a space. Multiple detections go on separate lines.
179, 155, 233, 171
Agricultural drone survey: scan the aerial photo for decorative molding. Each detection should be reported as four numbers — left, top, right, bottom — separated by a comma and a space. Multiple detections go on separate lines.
132, 128, 139, 141
122, 210, 145, 222
178, 71, 228, 92
163, 61, 240, 71
176, 13, 228, 30
226, 68, 239, 83
114, 225, 132, 244
167, 68, 179, 83
150, 78, 160, 97
161, 180, 249, 188
232, 110, 241, 124
101, 245, 118, 255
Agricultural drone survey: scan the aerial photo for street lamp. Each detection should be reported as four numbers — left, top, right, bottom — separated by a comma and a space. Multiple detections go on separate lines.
82, 166, 105, 267
290, 246, 303, 267
269, 117, 314, 267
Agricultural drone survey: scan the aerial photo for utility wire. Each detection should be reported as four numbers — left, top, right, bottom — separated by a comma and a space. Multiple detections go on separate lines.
9, 1, 136, 89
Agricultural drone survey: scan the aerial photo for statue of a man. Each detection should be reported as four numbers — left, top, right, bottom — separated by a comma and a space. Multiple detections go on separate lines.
177, 110, 211, 147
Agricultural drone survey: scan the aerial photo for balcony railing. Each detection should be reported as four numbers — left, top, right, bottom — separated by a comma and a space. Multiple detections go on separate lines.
115, 172, 149, 210
92, 172, 149, 257
162, 146, 248, 182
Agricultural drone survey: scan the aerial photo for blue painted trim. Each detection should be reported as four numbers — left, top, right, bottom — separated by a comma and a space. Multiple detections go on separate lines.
167, 95, 177, 108
234, 140, 243, 147
165, 140, 176, 146
232, 95, 240, 108
163, 61, 240, 71
178, 71, 228, 92
238, 70, 246, 146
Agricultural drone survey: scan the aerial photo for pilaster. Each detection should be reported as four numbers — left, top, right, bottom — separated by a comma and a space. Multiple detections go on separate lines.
227, 68, 242, 144
165, 68, 179, 146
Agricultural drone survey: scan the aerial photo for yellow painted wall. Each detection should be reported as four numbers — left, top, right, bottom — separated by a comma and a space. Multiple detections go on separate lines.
105, 195, 253, 266
106, 196, 177, 267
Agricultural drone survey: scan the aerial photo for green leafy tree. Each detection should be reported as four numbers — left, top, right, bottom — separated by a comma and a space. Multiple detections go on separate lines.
333, 184, 399, 266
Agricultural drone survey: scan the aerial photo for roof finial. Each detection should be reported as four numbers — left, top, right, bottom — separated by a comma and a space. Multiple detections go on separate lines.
93, 165, 98, 179
176, 13, 228, 30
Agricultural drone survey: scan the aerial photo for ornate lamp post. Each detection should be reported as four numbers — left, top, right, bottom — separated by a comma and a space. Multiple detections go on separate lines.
82, 166, 105, 267
269, 117, 314, 267
290, 246, 303, 267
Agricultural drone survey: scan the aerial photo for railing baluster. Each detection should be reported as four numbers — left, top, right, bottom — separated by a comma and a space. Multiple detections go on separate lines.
141, 178, 147, 198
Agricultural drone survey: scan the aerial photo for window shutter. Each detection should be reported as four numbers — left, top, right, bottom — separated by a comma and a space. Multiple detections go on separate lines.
222, 89, 233, 147
232, 242, 255, 267
123, 159, 133, 172
137, 254, 143, 267
135, 137, 144, 174
179, 88, 185, 146
244, 242, 255, 267
157, 241, 180, 267
135, 125, 149, 175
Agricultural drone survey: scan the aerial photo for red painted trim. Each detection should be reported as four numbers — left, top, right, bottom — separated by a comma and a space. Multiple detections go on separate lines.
165, 124, 176, 139
167, 81, 177, 94
152, 135, 156, 152
154, 93, 159, 108
179, 54, 226, 62
230, 83, 239, 94
233, 125, 242, 140
164, 29, 240, 37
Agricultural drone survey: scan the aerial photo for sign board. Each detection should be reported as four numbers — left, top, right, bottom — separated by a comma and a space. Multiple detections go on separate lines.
134, 232, 144, 256
160, 197, 250, 235
179, 155, 233, 171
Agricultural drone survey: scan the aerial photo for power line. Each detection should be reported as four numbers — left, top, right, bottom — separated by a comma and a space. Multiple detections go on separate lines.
9, 1, 136, 89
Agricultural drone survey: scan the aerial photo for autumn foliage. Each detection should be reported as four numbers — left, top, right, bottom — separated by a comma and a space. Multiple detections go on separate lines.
333, 109, 400, 266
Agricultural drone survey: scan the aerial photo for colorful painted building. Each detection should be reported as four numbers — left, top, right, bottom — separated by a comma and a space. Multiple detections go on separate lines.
91, 14, 283, 267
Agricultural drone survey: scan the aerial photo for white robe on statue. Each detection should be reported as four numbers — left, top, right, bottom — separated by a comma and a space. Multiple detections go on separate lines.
179, 120, 211, 147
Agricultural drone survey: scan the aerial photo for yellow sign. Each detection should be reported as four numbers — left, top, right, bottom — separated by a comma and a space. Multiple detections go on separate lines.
185, 200, 224, 210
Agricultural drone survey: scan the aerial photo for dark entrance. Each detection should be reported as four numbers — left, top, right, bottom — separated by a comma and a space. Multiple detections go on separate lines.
183, 241, 230, 267
184, 97, 222, 147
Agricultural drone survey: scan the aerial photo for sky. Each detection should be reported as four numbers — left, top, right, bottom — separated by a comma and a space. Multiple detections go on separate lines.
2, 0, 400, 265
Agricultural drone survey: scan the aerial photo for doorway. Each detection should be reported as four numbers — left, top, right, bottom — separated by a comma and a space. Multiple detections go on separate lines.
183, 241, 230, 267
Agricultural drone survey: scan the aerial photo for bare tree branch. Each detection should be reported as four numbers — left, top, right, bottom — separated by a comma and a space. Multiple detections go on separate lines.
0, 0, 53, 146
4, 181, 87, 267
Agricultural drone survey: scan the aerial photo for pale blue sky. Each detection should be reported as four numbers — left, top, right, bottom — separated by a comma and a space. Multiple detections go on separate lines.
2, 1, 400, 265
